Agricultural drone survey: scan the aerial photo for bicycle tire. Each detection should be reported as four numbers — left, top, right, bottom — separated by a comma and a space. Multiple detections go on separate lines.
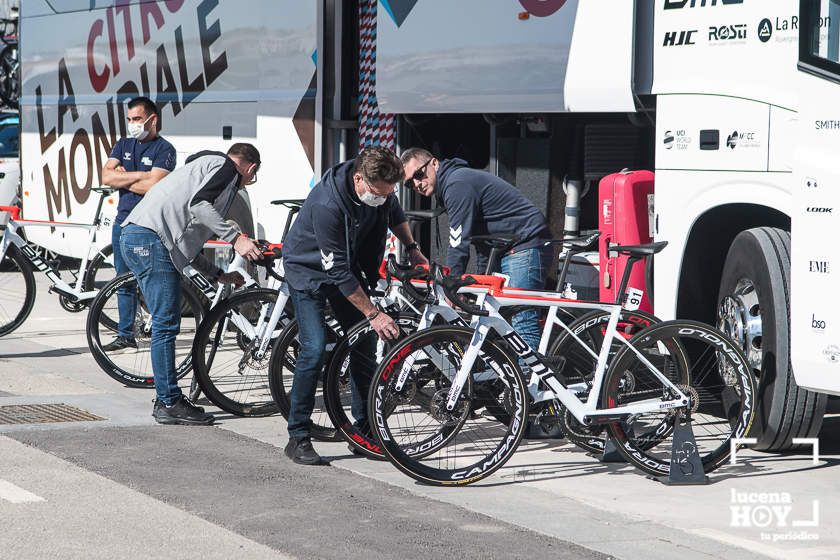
82, 243, 117, 326
84, 243, 115, 291
602, 319, 757, 477
323, 313, 421, 458
369, 325, 529, 486
192, 288, 292, 417
267, 316, 342, 441
546, 309, 659, 454
86, 272, 205, 388
0, 244, 35, 337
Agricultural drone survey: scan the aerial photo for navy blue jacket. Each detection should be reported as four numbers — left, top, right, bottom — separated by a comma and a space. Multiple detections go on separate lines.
436, 158, 550, 276
283, 160, 407, 296
109, 136, 177, 224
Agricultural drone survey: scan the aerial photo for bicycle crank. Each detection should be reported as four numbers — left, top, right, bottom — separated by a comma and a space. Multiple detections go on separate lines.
58, 294, 86, 313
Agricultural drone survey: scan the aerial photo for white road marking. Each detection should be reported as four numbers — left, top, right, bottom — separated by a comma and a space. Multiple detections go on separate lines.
0, 479, 45, 503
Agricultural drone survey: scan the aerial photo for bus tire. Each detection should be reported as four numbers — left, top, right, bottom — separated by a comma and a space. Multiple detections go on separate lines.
717, 227, 826, 451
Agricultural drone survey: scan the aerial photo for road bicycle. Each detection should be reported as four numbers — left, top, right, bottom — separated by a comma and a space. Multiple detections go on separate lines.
266, 255, 428, 439
366, 249, 757, 485
85, 237, 281, 395
0, 10, 18, 109
189, 200, 312, 417
273, 229, 600, 452
265, 209, 509, 440
319, 231, 660, 459
0, 187, 119, 337
87, 198, 306, 394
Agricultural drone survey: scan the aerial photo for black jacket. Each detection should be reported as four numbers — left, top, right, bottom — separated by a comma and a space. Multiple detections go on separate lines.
436, 158, 550, 276
282, 160, 407, 296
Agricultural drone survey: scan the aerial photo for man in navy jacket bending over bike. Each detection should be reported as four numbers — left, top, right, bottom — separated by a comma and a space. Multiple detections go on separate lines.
282, 147, 428, 465
401, 148, 551, 352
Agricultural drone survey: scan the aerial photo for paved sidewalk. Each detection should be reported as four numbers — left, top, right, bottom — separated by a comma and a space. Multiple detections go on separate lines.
1, 276, 837, 559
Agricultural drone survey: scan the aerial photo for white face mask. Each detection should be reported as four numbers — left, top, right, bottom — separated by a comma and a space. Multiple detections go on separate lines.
127, 115, 152, 140
359, 190, 387, 207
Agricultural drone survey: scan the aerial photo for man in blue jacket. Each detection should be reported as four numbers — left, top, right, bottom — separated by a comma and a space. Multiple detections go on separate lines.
101, 96, 176, 351
401, 147, 551, 352
282, 147, 427, 465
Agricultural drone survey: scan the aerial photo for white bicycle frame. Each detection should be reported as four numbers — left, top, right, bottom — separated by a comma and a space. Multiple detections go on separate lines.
394, 279, 690, 427
0, 195, 112, 305
124, 240, 272, 341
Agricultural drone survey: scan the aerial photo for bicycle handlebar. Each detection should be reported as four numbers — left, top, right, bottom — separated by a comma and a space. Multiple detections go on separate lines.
251, 240, 284, 282
386, 254, 434, 304
437, 266, 489, 317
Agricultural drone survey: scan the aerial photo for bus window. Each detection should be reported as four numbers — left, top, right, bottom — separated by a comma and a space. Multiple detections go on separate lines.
799, 1, 840, 78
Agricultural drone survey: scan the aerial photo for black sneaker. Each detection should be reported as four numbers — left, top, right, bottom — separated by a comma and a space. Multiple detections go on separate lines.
102, 336, 137, 352
153, 397, 214, 426
153, 398, 205, 416
284, 437, 328, 465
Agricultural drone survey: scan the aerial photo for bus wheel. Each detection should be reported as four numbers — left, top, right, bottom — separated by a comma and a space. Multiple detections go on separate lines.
717, 227, 826, 451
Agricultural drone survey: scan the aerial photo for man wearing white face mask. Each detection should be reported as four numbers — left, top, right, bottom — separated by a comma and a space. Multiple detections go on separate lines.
281, 147, 428, 465
101, 96, 176, 352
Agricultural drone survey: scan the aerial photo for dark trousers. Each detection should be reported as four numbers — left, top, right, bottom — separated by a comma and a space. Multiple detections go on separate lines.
286, 284, 372, 439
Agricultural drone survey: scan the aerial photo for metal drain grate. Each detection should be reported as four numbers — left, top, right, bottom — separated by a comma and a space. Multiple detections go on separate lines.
0, 404, 106, 425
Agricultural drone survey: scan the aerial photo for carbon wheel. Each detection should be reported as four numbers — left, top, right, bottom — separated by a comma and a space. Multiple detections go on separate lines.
86, 273, 204, 388
0, 245, 35, 337
369, 325, 529, 486
324, 313, 420, 458
602, 320, 756, 477
546, 309, 658, 454
192, 288, 292, 417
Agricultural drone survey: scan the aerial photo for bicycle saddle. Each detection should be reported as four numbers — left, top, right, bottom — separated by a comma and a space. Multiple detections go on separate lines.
470, 233, 520, 251
404, 207, 444, 222
611, 241, 668, 257
270, 199, 306, 209
543, 230, 600, 251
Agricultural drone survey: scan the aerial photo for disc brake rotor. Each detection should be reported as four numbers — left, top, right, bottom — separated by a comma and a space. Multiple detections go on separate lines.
429, 388, 469, 426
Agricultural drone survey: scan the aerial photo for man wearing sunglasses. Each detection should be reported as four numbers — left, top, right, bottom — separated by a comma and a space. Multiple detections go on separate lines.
401, 147, 551, 352
282, 146, 428, 465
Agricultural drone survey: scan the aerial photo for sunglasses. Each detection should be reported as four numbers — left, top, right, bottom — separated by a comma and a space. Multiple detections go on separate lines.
405, 159, 434, 190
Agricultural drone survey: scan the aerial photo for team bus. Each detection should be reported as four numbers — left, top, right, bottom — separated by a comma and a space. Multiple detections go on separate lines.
17, 0, 840, 451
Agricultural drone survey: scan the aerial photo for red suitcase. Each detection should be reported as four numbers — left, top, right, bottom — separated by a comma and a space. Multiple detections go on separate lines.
598, 170, 655, 312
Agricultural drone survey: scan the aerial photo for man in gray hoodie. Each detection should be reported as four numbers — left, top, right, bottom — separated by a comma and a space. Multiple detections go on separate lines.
120, 143, 262, 425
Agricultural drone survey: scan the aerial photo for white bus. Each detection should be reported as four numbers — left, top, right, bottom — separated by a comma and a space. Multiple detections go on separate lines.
20, 0, 318, 252
18, 0, 839, 451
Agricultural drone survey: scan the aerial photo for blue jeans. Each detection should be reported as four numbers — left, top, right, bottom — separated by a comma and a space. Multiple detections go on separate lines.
287, 284, 371, 439
112, 221, 137, 339
499, 246, 551, 352
120, 225, 183, 406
